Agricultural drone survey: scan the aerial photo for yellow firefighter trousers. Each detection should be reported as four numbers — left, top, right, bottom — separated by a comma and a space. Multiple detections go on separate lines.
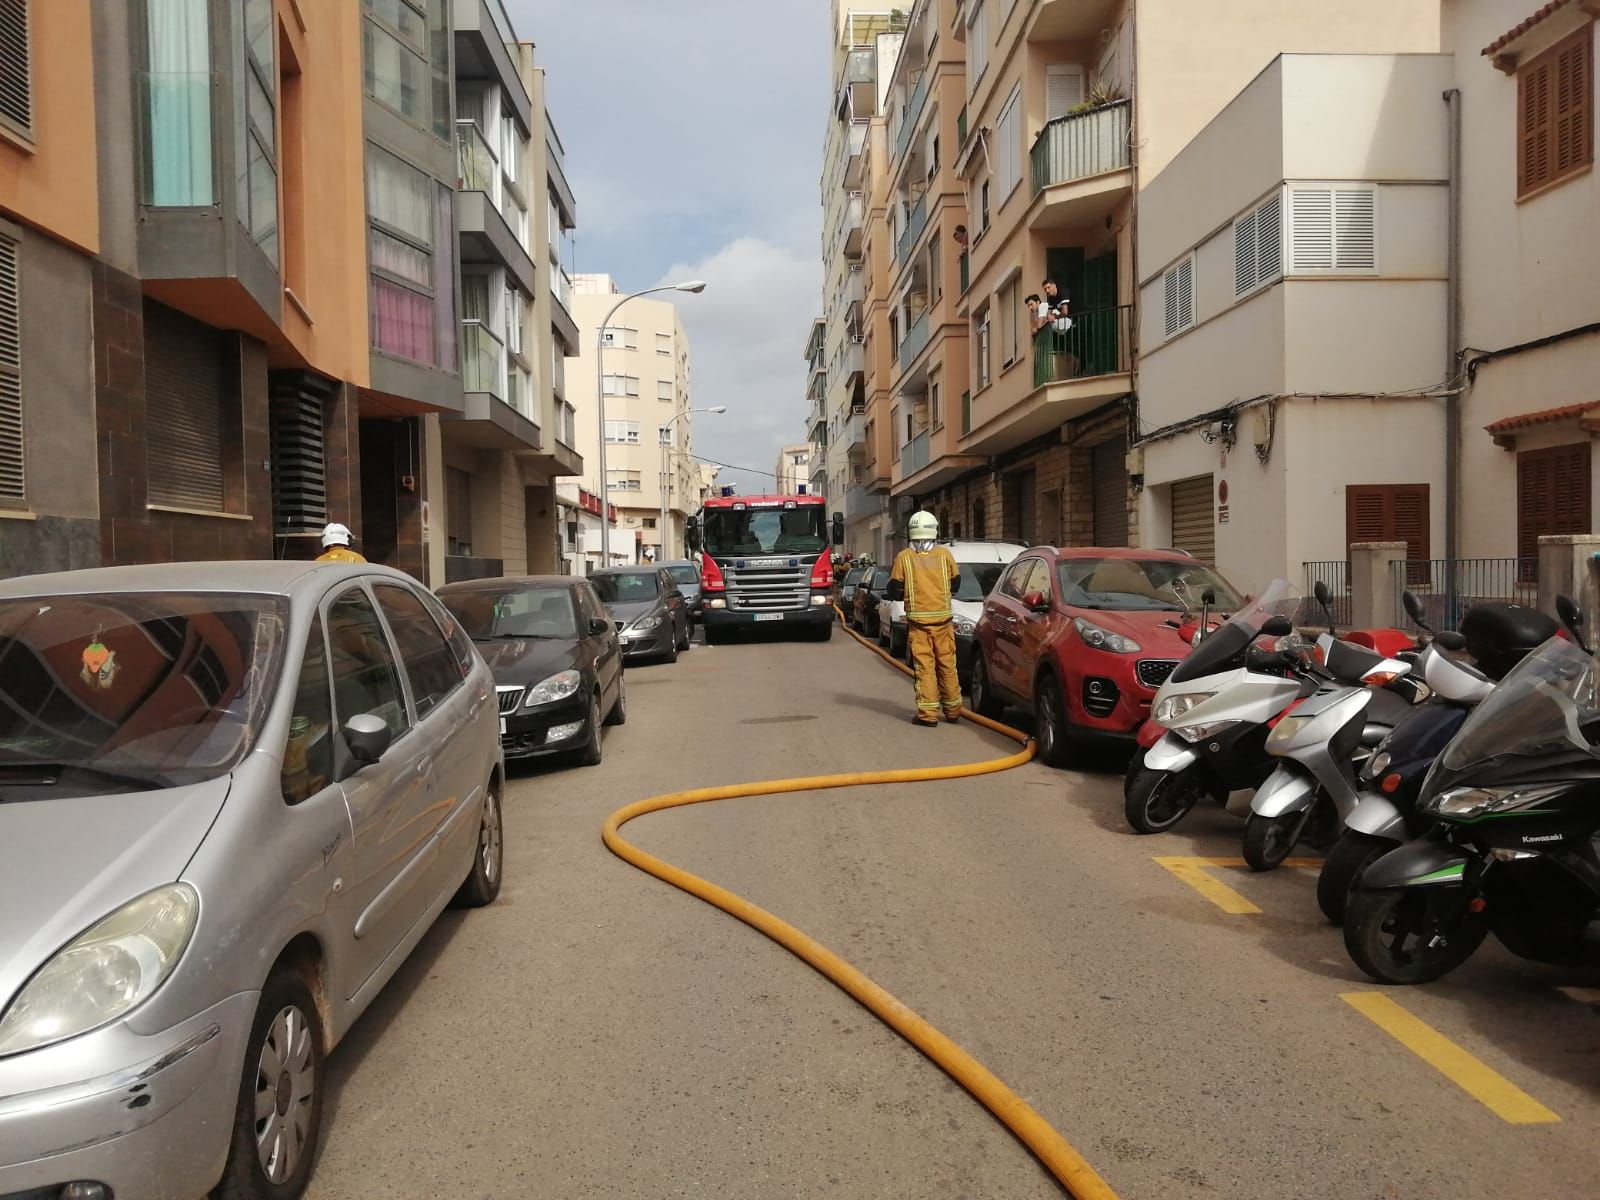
908, 620, 962, 720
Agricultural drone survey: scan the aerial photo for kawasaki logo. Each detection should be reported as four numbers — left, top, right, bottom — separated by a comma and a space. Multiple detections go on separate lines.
1521, 833, 1564, 843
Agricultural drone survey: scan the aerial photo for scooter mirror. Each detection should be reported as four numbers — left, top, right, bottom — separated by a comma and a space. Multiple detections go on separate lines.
1201, 587, 1217, 606
1261, 615, 1293, 637
1401, 589, 1429, 628
1556, 594, 1591, 654
1313, 580, 1331, 608
1435, 630, 1467, 651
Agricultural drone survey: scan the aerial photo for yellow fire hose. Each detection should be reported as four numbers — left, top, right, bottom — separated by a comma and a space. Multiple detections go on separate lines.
601, 608, 1119, 1199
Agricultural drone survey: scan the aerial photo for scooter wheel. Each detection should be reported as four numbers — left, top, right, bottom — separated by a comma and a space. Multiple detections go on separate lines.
1242, 808, 1312, 872
1344, 886, 1488, 985
1316, 832, 1395, 924
1123, 764, 1203, 834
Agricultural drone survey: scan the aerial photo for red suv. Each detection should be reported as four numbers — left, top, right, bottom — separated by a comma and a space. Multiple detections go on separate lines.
969, 547, 1245, 766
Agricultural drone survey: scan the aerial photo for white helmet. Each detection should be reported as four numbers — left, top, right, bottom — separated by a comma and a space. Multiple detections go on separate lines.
320, 522, 354, 549
908, 510, 938, 541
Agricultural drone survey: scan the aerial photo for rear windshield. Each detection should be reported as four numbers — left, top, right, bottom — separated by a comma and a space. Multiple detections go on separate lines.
441, 586, 578, 640
666, 565, 700, 585
0, 591, 288, 796
593, 573, 660, 603
872, 569, 891, 589
844, 568, 866, 586
955, 562, 1007, 602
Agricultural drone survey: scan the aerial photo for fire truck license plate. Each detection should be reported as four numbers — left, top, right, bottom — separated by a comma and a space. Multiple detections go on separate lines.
754, 613, 783, 622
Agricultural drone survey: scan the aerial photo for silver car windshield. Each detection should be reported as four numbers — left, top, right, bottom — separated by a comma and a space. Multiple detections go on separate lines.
1439, 635, 1600, 772
0, 591, 288, 794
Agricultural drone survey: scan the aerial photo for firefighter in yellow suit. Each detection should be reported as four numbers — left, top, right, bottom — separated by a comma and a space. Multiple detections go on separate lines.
887, 510, 963, 727
315, 522, 367, 564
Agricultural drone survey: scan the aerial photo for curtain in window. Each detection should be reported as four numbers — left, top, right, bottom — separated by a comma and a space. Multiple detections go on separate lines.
371, 277, 435, 364
366, 147, 432, 243
145, 0, 213, 206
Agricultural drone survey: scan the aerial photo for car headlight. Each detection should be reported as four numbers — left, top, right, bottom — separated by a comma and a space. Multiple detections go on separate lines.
1073, 617, 1141, 653
1266, 715, 1314, 746
953, 616, 976, 636
1154, 692, 1212, 724
1175, 720, 1239, 743
1429, 783, 1567, 821
632, 616, 662, 631
525, 669, 582, 706
0, 884, 199, 1057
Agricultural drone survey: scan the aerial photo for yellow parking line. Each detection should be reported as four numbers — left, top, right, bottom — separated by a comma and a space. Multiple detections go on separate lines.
1341, 992, 1560, 1124
1153, 856, 1323, 915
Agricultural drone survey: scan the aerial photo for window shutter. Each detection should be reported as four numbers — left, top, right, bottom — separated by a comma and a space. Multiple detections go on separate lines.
1333, 190, 1376, 270
1256, 192, 1282, 281
1517, 443, 1592, 562
1234, 208, 1258, 296
1290, 189, 1334, 270
269, 372, 332, 534
1520, 58, 1554, 193
1163, 257, 1193, 337
0, 0, 30, 137
1554, 29, 1592, 177
0, 233, 20, 503
1046, 64, 1085, 121
1345, 483, 1430, 565
145, 304, 227, 511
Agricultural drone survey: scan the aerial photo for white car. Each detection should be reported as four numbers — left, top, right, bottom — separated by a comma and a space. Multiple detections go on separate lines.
879, 540, 1027, 674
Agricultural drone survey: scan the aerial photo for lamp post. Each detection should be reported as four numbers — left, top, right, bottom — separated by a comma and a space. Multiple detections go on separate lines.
658, 405, 726, 560
597, 280, 707, 565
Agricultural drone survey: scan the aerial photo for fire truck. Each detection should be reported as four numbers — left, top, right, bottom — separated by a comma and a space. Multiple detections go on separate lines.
687, 494, 843, 644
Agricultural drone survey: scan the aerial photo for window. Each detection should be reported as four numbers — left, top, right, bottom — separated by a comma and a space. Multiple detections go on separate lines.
1518, 25, 1593, 198
415, 587, 476, 678
242, 0, 277, 265
975, 306, 992, 389
1046, 64, 1086, 122
327, 587, 410, 741
281, 619, 334, 805
608, 471, 642, 492
657, 379, 673, 401
658, 425, 674, 446
1518, 443, 1591, 564
367, 146, 447, 365
0, 232, 20, 505
1288, 187, 1376, 272
1162, 255, 1194, 338
604, 419, 640, 443
602, 374, 640, 397
999, 557, 1032, 600
1346, 484, 1430, 565
362, 0, 436, 133
1234, 191, 1283, 297
506, 287, 524, 356
971, 497, 987, 539
145, 301, 229, 511
602, 325, 638, 349
142, 0, 213, 205
995, 85, 1022, 199
927, 238, 942, 300
375, 583, 464, 719
979, 179, 991, 233
643, 517, 657, 529
930, 379, 942, 430
0, 0, 29, 140
998, 279, 1018, 366
657, 332, 672, 355
966, 0, 988, 86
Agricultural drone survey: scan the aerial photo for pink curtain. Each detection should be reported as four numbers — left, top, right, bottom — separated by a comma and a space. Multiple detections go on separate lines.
370, 277, 435, 365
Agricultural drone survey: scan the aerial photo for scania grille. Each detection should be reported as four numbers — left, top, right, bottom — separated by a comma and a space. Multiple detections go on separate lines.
1136, 659, 1180, 689
726, 563, 809, 612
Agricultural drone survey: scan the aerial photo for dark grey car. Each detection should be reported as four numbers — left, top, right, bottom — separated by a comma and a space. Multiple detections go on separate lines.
659, 559, 704, 622
591, 567, 691, 663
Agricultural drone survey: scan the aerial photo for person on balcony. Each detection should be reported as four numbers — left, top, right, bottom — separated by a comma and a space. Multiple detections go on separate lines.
1035, 279, 1077, 379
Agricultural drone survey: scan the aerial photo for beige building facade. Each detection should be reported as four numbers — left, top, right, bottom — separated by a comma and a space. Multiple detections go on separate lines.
775, 444, 813, 494
566, 274, 700, 568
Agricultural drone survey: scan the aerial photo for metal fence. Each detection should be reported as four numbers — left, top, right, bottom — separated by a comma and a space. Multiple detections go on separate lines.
1033, 305, 1132, 386
1391, 558, 1536, 632
1030, 99, 1132, 193
1301, 561, 1351, 627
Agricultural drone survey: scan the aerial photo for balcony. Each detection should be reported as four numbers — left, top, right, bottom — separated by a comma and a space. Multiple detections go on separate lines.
1032, 304, 1133, 388
456, 124, 536, 294
837, 47, 877, 120
896, 194, 929, 263
843, 193, 865, 259
841, 410, 867, 452
452, 0, 531, 129
898, 311, 930, 372
901, 430, 930, 475
844, 483, 878, 520
893, 67, 933, 164
449, 321, 543, 451
840, 342, 865, 387
1030, 100, 1133, 230
1028, 0, 1124, 42
843, 122, 868, 190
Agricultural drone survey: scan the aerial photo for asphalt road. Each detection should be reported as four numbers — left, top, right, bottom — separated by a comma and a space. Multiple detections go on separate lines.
305, 625, 1600, 1199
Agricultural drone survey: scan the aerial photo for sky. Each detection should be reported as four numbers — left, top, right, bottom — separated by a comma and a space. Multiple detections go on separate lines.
511, 0, 829, 495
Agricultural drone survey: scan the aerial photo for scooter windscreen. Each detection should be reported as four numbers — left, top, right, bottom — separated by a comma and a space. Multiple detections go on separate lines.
1429, 635, 1600, 790
1168, 579, 1300, 685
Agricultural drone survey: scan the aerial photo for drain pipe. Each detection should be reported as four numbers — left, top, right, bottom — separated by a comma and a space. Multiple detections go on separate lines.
1444, 87, 1462, 565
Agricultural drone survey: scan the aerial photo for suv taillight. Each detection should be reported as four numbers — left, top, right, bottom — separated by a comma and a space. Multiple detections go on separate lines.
810, 555, 833, 589
701, 555, 726, 592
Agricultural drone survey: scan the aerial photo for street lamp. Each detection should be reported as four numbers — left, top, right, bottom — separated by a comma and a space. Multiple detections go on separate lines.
659, 405, 727, 560
597, 280, 707, 565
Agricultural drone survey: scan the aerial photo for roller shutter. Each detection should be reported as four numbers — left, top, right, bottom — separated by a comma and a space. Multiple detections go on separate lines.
1170, 474, 1214, 563
145, 302, 226, 511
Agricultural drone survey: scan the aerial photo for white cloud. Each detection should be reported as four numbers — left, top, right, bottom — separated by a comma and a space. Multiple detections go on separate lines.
652, 238, 821, 495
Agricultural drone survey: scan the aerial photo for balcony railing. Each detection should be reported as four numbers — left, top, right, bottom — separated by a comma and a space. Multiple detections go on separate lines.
841, 411, 866, 449
552, 264, 573, 313
896, 194, 928, 263
1030, 99, 1132, 194
1032, 304, 1133, 387
902, 430, 930, 475
462, 320, 506, 398
456, 119, 497, 195
844, 484, 873, 518
893, 67, 933, 162
898, 310, 931, 371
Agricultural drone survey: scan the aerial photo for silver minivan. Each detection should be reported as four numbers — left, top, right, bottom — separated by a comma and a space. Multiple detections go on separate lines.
0, 561, 504, 1200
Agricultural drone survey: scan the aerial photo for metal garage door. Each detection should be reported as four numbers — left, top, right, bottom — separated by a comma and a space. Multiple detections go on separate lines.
1092, 439, 1128, 547
1170, 474, 1215, 563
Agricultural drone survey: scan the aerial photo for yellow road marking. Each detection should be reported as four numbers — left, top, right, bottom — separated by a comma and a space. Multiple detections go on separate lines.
1341, 992, 1560, 1124
1153, 856, 1322, 915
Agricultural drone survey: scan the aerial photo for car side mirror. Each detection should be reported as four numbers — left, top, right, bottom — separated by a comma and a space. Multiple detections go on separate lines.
588, 618, 610, 636
1261, 615, 1293, 637
343, 713, 391, 766
686, 517, 701, 553
1022, 590, 1049, 612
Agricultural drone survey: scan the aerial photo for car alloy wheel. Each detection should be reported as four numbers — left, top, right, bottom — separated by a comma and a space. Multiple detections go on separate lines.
255, 1004, 317, 1184
479, 788, 502, 885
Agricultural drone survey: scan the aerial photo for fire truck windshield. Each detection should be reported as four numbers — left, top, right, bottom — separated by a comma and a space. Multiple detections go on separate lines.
702, 507, 827, 557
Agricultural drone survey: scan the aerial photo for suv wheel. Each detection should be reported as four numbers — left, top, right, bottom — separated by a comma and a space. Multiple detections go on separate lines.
969, 655, 1003, 719
1035, 674, 1076, 768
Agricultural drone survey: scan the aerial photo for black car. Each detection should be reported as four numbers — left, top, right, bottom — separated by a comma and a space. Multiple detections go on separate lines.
853, 567, 892, 638
592, 566, 692, 663
437, 575, 625, 766
839, 566, 867, 611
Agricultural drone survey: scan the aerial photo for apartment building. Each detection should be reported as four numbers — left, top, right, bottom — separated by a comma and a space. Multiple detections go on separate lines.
819, 3, 902, 552
859, 107, 900, 561
437, 12, 582, 582
775, 443, 812, 494
847, 0, 1441, 571
565, 274, 700, 568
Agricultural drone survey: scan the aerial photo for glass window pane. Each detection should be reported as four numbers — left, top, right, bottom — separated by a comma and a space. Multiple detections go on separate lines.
247, 71, 274, 154
374, 584, 463, 719
370, 228, 431, 287
363, 0, 427, 52
244, 0, 274, 75
370, 276, 436, 365
326, 588, 411, 739
249, 138, 278, 265
365, 145, 432, 244
428, 0, 451, 141
363, 19, 427, 125
435, 182, 458, 370
282, 619, 335, 805
143, 0, 214, 206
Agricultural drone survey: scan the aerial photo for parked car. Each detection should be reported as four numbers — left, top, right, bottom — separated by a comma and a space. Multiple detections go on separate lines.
438, 575, 625, 766
660, 559, 704, 622
878, 540, 1026, 663
852, 566, 893, 638
838, 565, 868, 613
591, 566, 692, 663
969, 548, 1246, 766
0, 561, 503, 1200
